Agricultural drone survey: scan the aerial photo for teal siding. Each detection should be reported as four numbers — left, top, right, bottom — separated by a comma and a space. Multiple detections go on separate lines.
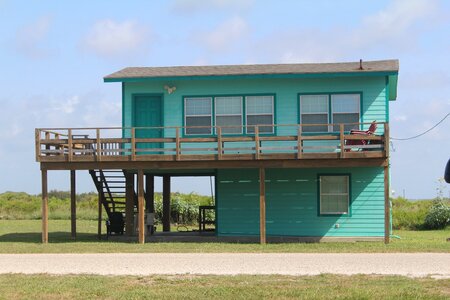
216, 167, 385, 237
123, 76, 387, 132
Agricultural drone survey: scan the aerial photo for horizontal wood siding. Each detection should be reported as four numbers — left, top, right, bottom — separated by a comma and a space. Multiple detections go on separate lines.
217, 167, 385, 237
123, 76, 387, 133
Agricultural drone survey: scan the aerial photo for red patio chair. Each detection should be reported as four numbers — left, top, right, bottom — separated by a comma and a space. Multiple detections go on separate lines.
345, 121, 377, 151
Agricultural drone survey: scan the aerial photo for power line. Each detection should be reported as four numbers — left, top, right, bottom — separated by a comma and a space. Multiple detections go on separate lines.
391, 112, 450, 141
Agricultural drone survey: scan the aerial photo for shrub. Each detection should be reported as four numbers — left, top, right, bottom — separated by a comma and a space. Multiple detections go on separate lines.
424, 199, 450, 229
391, 197, 432, 230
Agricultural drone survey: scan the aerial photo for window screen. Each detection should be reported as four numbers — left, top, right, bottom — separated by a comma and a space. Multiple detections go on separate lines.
300, 95, 329, 132
215, 96, 243, 134
320, 175, 349, 215
185, 97, 212, 135
246, 96, 274, 133
331, 94, 360, 131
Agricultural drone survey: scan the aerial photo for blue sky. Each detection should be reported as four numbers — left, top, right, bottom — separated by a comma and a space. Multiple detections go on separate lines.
0, 0, 449, 198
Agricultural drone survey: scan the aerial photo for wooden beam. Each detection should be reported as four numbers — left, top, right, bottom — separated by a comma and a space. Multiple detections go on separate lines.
384, 163, 390, 244
339, 124, 345, 158
125, 172, 135, 236
70, 170, 76, 239
259, 167, 266, 244
162, 175, 171, 232
138, 169, 145, 244
41, 169, 48, 243
145, 175, 155, 213
97, 192, 102, 240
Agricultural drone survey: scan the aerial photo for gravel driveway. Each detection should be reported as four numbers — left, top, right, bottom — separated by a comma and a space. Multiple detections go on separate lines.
0, 253, 449, 278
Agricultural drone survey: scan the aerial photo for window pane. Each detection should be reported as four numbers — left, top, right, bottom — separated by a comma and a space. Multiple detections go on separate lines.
247, 115, 273, 133
186, 116, 211, 134
246, 96, 273, 114
216, 116, 242, 134
331, 94, 359, 113
333, 113, 359, 131
320, 176, 349, 214
301, 114, 328, 132
185, 97, 212, 115
216, 97, 242, 115
300, 95, 328, 113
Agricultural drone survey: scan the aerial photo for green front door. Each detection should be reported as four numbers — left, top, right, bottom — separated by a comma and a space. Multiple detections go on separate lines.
133, 95, 163, 153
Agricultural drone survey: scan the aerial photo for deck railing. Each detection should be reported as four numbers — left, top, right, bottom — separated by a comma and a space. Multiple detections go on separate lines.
36, 122, 388, 162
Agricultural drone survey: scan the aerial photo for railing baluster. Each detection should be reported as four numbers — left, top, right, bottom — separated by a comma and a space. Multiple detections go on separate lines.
35, 129, 40, 161
255, 126, 260, 160
217, 127, 222, 160
339, 124, 345, 158
131, 128, 136, 161
45, 132, 50, 156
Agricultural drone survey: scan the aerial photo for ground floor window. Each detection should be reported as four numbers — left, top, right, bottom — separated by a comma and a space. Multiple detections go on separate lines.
319, 175, 350, 215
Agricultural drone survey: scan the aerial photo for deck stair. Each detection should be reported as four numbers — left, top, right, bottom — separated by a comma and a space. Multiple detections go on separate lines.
89, 169, 136, 219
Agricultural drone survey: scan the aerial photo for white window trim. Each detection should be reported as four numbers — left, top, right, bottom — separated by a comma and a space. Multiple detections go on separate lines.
184, 97, 213, 136
299, 93, 361, 133
330, 94, 360, 129
214, 97, 243, 135
319, 175, 350, 215
245, 95, 275, 134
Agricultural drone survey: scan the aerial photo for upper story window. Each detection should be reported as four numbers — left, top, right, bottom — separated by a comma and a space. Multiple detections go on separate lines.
246, 95, 274, 134
184, 97, 212, 135
300, 93, 360, 133
215, 96, 243, 134
184, 95, 274, 135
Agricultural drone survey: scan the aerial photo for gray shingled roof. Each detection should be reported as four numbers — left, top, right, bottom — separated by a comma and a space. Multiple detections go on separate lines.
104, 59, 399, 80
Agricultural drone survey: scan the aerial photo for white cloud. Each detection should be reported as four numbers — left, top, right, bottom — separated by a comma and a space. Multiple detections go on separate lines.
15, 15, 52, 59
172, 0, 254, 14
394, 115, 408, 122
83, 19, 150, 58
196, 16, 249, 53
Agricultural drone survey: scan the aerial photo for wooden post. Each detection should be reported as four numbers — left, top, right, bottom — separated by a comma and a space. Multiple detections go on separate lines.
35, 129, 40, 161
259, 167, 266, 244
96, 129, 101, 161
131, 128, 136, 161
384, 163, 390, 244
339, 124, 345, 158
97, 192, 102, 240
145, 175, 155, 213
384, 122, 390, 157
70, 170, 76, 239
297, 125, 302, 159
41, 169, 48, 243
255, 126, 260, 160
176, 128, 180, 161
217, 127, 222, 160
138, 169, 145, 244
163, 175, 171, 232
45, 132, 50, 156
125, 172, 135, 236
68, 129, 73, 162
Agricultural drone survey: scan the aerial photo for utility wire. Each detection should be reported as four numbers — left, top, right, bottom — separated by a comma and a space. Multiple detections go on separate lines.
391, 112, 450, 141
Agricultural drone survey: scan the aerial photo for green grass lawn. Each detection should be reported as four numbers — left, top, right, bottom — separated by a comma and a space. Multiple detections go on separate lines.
0, 219, 448, 253
0, 274, 448, 299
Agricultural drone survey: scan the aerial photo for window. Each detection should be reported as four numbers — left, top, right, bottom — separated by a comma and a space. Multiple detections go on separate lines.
300, 95, 329, 132
300, 93, 360, 133
319, 175, 350, 215
331, 94, 360, 131
185, 97, 212, 135
215, 96, 243, 134
246, 95, 274, 133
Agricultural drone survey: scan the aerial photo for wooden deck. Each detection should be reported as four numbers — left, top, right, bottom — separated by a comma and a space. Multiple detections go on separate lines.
36, 122, 388, 170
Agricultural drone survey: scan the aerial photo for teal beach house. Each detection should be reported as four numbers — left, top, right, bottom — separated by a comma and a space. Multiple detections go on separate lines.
36, 59, 398, 244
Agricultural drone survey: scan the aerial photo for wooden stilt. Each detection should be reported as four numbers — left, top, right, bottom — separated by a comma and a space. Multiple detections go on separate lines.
259, 168, 266, 244
70, 170, 76, 239
145, 175, 155, 213
97, 192, 102, 240
41, 169, 48, 244
138, 169, 145, 244
163, 175, 171, 232
125, 172, 135, 236
384, 163, 390, 244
